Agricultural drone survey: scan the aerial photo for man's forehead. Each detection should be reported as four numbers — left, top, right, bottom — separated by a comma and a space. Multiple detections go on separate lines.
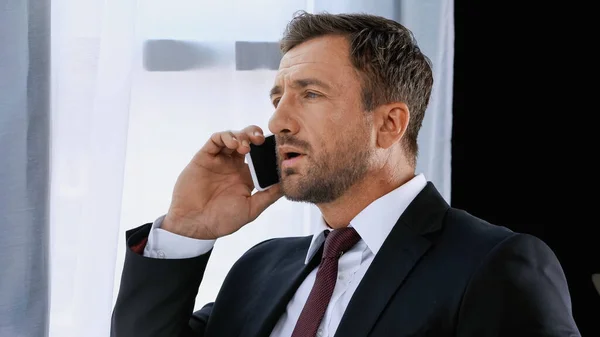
275, 61, 334, 81
273, 61, 356, 91
279, 35, 351, 69
274, 37, 355, 85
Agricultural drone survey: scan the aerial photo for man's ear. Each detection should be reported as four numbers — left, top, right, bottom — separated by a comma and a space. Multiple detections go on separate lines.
374, 102, 410, 149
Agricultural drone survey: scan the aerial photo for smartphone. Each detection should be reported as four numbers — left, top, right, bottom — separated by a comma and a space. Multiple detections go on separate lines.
246, 134, 280, 191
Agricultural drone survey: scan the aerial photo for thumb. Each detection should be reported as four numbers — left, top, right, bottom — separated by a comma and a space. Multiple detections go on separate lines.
248, 184, 283, 221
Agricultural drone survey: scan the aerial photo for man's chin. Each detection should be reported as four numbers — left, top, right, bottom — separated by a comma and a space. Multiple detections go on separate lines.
280, 180, 298, 198
280, 178, 309, 202
282, 192, 314, 203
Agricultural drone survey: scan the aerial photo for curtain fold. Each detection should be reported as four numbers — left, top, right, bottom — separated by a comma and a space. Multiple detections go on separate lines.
0, 0, 51, 336
48, 0, 136, 336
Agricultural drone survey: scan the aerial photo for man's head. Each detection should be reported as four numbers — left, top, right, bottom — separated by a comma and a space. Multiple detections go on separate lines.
268, 12, 433, 204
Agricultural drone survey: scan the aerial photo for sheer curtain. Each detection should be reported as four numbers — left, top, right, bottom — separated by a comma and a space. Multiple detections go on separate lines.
48, 1, 453, 336
49, 0, 136, 336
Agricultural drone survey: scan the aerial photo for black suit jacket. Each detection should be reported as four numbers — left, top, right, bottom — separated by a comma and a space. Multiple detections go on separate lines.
111, 183, 580, 336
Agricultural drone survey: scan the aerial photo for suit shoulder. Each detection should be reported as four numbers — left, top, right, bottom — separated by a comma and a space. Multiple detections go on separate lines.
442, 207, 516, 249
484, 231, 559, 265
439, 208, 558, 271
427, 207, 522, 270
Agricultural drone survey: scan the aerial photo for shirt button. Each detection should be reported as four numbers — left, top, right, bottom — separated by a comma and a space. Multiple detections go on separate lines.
157, 250, 166, 259
317, 328, 323, 337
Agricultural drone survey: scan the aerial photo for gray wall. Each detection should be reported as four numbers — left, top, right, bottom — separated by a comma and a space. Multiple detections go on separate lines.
0, 0, 50, 336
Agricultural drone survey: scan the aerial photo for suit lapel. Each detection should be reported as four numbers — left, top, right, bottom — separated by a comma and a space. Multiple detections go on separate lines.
241, 237, 324, 337
334, 182, 449, 337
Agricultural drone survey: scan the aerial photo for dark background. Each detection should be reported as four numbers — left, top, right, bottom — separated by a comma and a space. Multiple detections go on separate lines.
451, 1, 598, 335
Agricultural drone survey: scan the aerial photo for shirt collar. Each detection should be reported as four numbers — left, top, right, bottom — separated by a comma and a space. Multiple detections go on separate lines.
304, 173, 427, 264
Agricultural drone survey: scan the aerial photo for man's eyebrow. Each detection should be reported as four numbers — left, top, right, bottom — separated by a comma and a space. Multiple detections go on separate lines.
269, 85, 282, 99
269, 78, 332, 99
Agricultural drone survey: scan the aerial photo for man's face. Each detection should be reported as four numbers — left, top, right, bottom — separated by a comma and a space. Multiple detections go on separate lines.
268, 35, 374, 204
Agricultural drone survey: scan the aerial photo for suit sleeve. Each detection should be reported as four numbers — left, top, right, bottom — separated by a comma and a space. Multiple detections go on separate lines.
457, 233, 581, 337
111, 224, 214, 337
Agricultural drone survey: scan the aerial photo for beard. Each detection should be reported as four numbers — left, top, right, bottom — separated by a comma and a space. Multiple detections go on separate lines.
278, 130, 372, 204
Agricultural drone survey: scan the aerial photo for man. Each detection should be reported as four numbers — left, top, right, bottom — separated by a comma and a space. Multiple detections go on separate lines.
111, 12, 580, 337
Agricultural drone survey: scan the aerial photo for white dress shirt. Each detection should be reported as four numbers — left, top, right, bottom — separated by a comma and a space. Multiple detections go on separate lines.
143, 174, 427, 337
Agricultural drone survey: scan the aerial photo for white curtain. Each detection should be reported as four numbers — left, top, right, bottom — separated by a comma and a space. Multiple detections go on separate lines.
49, 0, 136, 336
48, 1, 453, 336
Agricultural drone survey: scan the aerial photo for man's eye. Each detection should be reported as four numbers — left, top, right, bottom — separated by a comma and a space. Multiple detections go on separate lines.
305, 92, 320, 99
272, 98, 280, 107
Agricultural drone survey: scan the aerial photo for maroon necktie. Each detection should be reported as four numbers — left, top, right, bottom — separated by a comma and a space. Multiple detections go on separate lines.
291, 227, 361, 337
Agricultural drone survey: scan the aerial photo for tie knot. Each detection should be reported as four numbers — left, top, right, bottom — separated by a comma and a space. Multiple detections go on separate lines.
322, 227, 361, 259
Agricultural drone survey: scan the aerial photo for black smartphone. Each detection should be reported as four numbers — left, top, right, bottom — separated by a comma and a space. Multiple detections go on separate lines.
246, 134, 279, 191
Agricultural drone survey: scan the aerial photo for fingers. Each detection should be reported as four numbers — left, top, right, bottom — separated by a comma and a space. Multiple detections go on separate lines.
221, 131, 243, 155
241, 125, 266, 146
232, 126, 266, 155
202, 125, 266, 156
248, 184, 283, 222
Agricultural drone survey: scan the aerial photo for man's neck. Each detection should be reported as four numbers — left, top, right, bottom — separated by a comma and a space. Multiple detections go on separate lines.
317, 168, 415, 229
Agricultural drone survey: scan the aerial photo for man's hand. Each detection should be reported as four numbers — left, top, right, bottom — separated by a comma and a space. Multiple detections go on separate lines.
162, 125, 283, 239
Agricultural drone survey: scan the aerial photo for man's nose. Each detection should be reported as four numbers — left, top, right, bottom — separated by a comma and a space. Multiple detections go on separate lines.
268, 96, 299, 135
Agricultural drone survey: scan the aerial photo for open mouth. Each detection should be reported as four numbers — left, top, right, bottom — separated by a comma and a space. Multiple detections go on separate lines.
281, 151, 305, 168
